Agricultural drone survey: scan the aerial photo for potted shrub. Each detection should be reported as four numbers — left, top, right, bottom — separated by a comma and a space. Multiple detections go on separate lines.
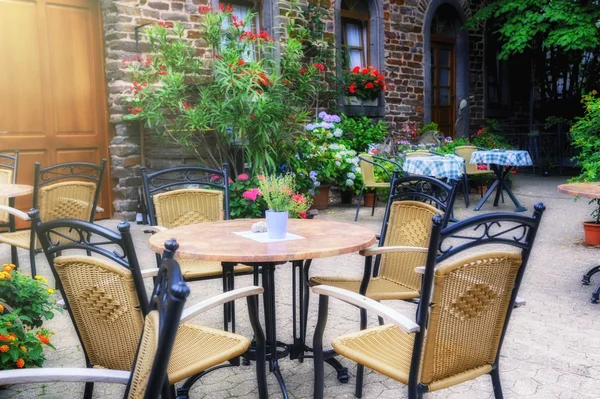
343, 66, 386, 106
0, 264, 58, 370
570, 90, 600, 245
258, 175, 312, 238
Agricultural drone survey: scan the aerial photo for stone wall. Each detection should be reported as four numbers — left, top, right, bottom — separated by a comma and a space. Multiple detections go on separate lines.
97, 0, 487, 218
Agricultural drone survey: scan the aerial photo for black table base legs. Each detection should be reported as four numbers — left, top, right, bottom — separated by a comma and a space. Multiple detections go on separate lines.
582, 265, 600, 303
474, 165, 527, 212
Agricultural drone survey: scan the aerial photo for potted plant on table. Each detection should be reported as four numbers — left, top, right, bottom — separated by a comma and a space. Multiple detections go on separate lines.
569, 90, 600, 245
343, 66, 386, 106
258, 175, 312, 239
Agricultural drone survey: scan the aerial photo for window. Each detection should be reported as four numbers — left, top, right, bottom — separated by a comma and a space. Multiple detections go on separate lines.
341, 0, 369, 69
220, 1, 262, 61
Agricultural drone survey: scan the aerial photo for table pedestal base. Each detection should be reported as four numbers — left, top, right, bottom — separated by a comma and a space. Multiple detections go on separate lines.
582, 265, 600, 303
473, 165, 527, 212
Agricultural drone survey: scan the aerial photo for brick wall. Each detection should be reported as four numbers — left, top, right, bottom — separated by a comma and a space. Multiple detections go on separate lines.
98, 0, 486, 218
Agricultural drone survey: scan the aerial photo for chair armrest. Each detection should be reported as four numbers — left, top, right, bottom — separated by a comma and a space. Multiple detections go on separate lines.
143, 226, 167, 235
180, 286, 264, 322
0, 205, 30, 221
95, 206, 104, 214
360, 245, 428, 257
312, 285, 420, 333
141, 269, 158, 279
0, 368, 130, 385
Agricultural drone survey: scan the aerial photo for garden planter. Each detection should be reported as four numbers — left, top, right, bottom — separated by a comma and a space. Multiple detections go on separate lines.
265, 210, 288, 239
364, 192, 376, 207
340, 190, 353, 205
345, 96, 378, 106
583, 222, 600, 246
312, 185, 330, 210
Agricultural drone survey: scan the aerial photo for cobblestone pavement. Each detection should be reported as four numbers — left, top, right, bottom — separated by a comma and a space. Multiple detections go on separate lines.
1, 175, 600, 398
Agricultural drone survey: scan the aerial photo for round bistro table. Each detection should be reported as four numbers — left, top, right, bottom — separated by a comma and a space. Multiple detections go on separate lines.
558, 183, 600, 303
149, 218, 376, 397
0, 184, 33, 199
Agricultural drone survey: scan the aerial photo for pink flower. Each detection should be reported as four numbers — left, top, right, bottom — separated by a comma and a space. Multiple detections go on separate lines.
228, 178, 233, 184
298, 211, 307, 219
292, 194, 305, 203
257, 175, 266, 181
477, 165, 488, 170
211, 174, 221, 180
242, 188, 262, 201
237, 173, 249, 181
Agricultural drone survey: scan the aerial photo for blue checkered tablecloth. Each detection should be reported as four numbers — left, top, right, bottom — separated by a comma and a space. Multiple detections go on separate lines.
402, 155, 465, 180
470, 150, 533, 166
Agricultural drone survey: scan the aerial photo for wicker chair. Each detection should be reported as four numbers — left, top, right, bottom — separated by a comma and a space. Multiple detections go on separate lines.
0, 151, 19, 266
0, 160, 106, 276
27, 211, 268, 399
404, 149, 433, 158
141, 164, 253, 282
0, 250, 190, 399
454, 145, 494, 207
311, 176, 458, 308
313, 203, 546, 399
355, 154, 402, 221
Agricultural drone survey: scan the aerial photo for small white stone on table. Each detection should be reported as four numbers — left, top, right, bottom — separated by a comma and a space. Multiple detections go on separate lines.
251, 221, 268, 233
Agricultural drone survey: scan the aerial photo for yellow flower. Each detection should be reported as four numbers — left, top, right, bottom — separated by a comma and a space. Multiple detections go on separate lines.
47, 289, 55, 294
20, 346, 27, 353
592, 89, 598, 95
6, 322, 11, 327
0, 273, 5, 280
34, 275, 43, 280
0, 304, 3, 313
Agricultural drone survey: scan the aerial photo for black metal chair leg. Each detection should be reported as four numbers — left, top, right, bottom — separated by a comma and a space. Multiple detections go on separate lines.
490, 367, 504, 399
10, 245, 18, 269
462, 174, 470, 208
355, 308, 368, 398
355, 186, 365, 221
370, 191, 377, 216
29, 247, 36, 277
83, 381, 94, 399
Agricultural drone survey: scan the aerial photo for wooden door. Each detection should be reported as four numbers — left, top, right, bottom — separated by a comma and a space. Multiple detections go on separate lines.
431, 41, 455, 137
0, 0, 111, 225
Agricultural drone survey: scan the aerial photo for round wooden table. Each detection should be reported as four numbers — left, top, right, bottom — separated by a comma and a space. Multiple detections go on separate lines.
149, 218, 376, 397
0, 183, 33, 199
558, 183, 600, 303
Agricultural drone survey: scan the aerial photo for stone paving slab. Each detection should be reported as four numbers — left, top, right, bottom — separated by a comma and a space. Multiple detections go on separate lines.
1, 175, 600, 398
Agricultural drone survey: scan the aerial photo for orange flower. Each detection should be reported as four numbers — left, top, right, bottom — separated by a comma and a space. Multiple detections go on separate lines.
8, 333, 16, 341
0, 304, 4, 313
0, 345, 8, 353
38, 334, 50, 345
16, 358, 24, 368
592, 89, 597, 95
20, 346, 27, 353
0, 334, 7, 341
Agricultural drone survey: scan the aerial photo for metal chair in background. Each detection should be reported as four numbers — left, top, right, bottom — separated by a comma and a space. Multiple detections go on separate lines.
454, 145, 494, 207
0, 160, 106, 276
355, 154, 402, 221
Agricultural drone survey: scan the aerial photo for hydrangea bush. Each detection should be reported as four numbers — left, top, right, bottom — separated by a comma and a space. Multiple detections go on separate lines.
290, 112, 362, 192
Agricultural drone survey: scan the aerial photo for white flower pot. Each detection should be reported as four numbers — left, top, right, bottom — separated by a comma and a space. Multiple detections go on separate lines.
265, 210, 289, 239
345, 96, 378, 106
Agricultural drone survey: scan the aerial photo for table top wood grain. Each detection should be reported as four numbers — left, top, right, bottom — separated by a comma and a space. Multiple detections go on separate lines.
148, 218, 377, 263
557, 183, 600, 199
0, 184, 33, 199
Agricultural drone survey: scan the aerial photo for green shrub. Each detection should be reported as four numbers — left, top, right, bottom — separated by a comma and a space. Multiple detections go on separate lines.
337, 115, 388, 154
570, 90, 600, 183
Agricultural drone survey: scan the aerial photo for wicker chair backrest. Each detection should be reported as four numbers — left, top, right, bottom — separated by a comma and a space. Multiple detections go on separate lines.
0, 169, 13, 223
53, 255, 144, 371
405, 150, 432, 158
153, 188, 224, 229
454, 146, 479, 175
379, 201, 441, 291
420, 251, 522, 390
127, 310, 160, 399
359, 155, 377, 187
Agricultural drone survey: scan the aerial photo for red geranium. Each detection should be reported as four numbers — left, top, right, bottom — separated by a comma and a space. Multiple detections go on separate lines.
345, 66, 385, 100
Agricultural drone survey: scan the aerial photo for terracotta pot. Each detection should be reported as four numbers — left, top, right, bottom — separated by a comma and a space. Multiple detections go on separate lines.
312, 185, 330, 210
340, 190, 353, 205
583, 221, 600, 246
364, 192, 376, 207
